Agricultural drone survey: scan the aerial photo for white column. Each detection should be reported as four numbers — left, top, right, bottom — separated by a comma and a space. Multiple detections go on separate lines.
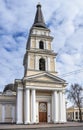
31, 89, 36, 123
24, 89, 30, 124
2, 104, 5, 123
59, 91, 63, 122
16, 87, 23, 124
53, 91, 58, 123
62, 92, 66, 122
47, 102, 51, 123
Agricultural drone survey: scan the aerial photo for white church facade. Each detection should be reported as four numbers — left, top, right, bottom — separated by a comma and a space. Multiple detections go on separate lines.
0, 4, 67, 124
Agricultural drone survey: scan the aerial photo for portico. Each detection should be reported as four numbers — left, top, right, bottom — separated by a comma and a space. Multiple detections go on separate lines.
16, 72, 67, 124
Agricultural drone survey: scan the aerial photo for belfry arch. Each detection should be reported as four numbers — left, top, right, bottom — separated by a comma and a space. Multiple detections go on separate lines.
39, 58, 45, 71
39, 41, 44, 49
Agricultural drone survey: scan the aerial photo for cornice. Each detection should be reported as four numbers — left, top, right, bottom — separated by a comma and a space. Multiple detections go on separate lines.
26, 49, 57, 56
30, 34, 53, 41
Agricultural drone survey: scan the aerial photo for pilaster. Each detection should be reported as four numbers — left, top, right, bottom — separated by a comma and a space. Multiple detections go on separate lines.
28, 55, 30, 69
35, 56, 39, 70
2, 104, 5, 123
47, 57, 50, 71
12, 105, 15, 123
47, 102, 51, 123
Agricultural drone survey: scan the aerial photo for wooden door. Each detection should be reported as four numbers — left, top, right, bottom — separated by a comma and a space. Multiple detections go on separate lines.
39, 102, 47, 122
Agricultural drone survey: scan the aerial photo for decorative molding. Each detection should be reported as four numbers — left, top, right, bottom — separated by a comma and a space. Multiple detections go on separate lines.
25, 85, 66, 91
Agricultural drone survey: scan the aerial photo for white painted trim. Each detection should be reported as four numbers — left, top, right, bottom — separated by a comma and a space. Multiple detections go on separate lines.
25, 85, 66, 91
17, 87, 23, 90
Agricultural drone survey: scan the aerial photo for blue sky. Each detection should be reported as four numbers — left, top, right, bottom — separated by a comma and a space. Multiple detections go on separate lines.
0, 0, 83, 93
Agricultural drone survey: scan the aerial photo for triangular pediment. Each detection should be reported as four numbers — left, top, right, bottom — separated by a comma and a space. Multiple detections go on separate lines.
24, 72, 66, 84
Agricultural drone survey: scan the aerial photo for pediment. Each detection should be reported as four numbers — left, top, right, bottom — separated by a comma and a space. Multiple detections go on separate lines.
24, 72, 66, 84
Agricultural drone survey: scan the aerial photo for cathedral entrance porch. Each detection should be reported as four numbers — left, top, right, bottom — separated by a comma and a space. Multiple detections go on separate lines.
16, 87, 66, 124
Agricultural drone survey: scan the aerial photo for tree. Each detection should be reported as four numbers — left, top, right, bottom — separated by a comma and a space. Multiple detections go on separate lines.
66, 83, 83, 122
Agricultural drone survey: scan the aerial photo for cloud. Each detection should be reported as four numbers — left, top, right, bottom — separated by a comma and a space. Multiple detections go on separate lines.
0, 0, 83, 92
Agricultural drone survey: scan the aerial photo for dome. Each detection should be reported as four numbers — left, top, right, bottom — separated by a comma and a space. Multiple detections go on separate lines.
3, 83, 16, 92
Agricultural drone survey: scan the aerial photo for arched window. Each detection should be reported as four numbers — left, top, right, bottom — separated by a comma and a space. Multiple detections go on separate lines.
39, 41, 44, 49
39, 58, 45, 71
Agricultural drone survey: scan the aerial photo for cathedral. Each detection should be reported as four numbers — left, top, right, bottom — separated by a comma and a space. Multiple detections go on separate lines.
0, 3, 67, 124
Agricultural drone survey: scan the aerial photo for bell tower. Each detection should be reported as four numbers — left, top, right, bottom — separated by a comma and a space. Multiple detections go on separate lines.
23, 3, 57, 77
16, 3, 67, 125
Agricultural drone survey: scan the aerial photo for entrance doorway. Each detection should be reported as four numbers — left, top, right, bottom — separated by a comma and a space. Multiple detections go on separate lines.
39, 102, 47, 122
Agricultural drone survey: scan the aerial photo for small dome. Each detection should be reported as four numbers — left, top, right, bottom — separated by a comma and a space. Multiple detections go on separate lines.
3, 83, 16, 92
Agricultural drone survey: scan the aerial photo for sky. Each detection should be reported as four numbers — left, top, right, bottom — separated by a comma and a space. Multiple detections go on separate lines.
0, 0, 83, 95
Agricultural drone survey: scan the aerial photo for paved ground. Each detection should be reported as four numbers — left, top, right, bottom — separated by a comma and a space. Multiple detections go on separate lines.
0, 122, 83, 130
0, 127, 83, 130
